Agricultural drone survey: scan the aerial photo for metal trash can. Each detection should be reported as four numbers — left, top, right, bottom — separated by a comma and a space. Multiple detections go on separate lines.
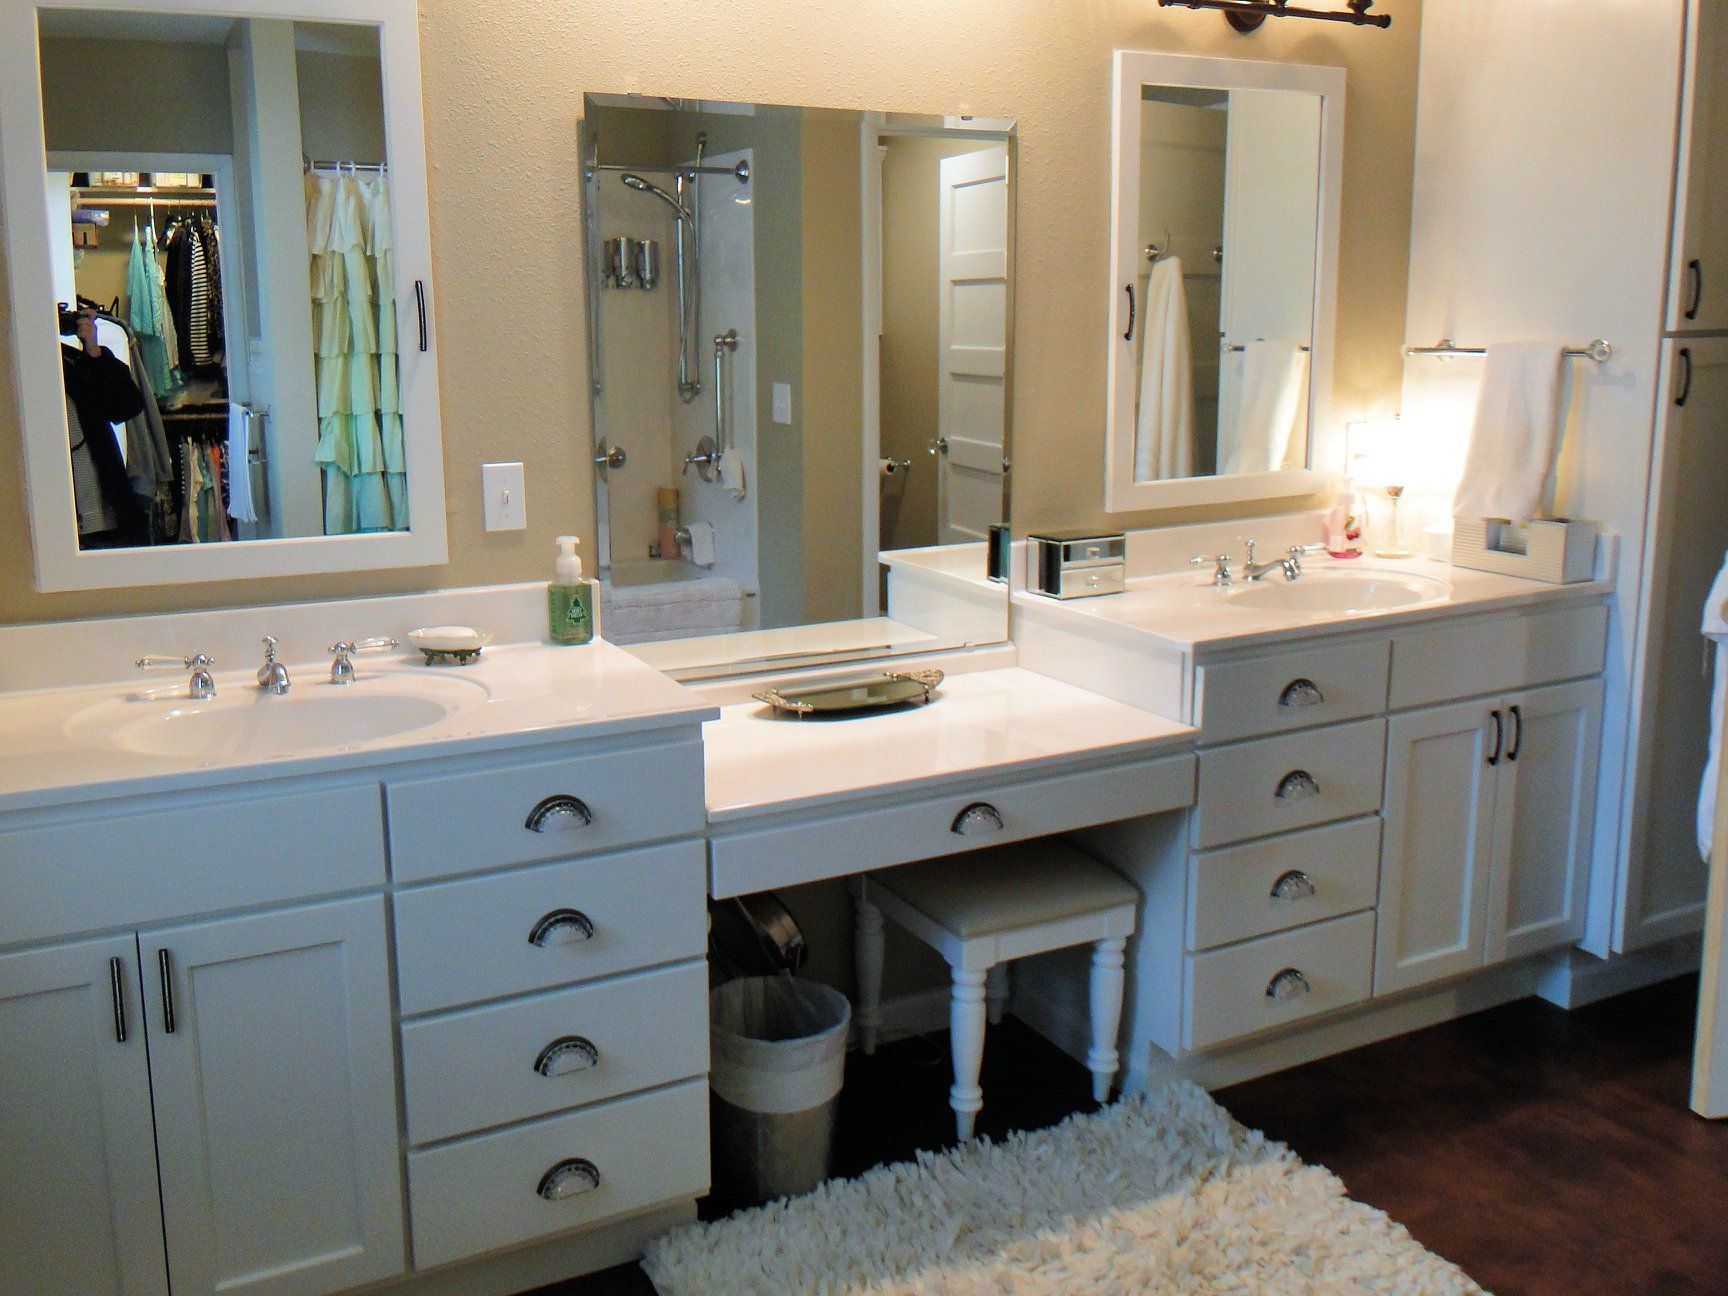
709, 976, 851, 1205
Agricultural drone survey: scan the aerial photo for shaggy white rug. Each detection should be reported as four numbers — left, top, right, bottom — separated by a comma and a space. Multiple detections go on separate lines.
642, 1080, 1486, 1295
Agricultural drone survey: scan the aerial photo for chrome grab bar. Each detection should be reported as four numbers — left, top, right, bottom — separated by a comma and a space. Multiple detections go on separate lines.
713, 329, 738, 457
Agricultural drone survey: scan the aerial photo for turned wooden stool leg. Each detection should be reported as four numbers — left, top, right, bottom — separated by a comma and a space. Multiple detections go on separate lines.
949, 966, 989, 1140
1086, 937, 1127, 1103
986, 963, 1011, 1026
854, 896, 886, 1055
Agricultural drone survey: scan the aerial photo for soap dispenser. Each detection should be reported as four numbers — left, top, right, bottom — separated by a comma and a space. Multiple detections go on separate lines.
549, 535, 598, 645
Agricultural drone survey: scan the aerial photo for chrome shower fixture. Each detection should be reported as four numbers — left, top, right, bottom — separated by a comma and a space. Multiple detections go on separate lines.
636, 239, 660, 290
620, 173, 693, 220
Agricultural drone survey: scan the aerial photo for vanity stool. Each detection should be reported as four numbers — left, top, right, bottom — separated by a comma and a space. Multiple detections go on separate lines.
852, 838, 1139, 1140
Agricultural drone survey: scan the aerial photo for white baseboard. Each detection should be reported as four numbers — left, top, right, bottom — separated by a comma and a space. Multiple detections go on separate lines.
1533, 934, 1701, 1009
850, 986, 951, 1050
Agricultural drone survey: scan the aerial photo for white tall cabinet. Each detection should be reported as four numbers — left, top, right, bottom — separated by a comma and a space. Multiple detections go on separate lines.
1403, 0, 1727, 957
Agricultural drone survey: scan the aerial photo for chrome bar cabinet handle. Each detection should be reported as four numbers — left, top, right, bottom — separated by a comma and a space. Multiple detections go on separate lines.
109, 956, 128, 1044
157, 949, 176, 1034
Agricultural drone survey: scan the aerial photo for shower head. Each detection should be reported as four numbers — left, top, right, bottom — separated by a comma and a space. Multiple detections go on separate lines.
620, 172, 692, 221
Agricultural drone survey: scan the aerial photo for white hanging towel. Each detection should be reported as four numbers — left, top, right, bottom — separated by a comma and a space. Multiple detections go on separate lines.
682, 520, 717, 567
1698, 554, 1728, 859
717, 448, 747, 500
1220, 339, 1306, 476
1133, 256, 1194, 481
1451, 342, 1566, 522
226, 403, 257, 523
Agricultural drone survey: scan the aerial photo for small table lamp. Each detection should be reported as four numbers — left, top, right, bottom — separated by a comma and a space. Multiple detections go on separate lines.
1347, 418, 1415, 559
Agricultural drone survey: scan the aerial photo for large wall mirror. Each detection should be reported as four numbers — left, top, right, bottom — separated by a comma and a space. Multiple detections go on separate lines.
580, 95, 1012, 677
0, 0, 445, 591
1103, 51, 1344, 513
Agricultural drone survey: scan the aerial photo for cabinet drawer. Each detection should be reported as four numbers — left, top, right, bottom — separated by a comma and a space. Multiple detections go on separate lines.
407, 1079, 708, 1271
1389, 602, 1607, 711
1186, 910, 1375, 1051
385, 738, 705, 884
708, 753, 1195, 899
401, 962, 708, 1145
393, 840, 707, 1015
1198, 639, 1390, 745
0, 782, 385, 947
1188, 816, 1382, 951
1193, 719, 1385, 849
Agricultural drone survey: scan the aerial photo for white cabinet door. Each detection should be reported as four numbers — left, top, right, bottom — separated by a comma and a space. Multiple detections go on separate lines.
144, 897, 404, 1296
1489, 679, 1604, 961
1375, 699, 1501, 994
0, 936, 167, 1296
1619, 338, 1728, 951
1669, 0, 1728, 332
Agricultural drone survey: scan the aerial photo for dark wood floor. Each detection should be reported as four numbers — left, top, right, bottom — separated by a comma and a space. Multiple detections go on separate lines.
532, 977, 1728, 1296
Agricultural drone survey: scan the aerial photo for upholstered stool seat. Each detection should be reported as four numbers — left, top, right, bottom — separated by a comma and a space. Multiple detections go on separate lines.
852, 838, 1139, 1140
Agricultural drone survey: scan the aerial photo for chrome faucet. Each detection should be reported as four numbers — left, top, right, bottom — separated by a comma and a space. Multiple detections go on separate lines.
257, 637, 291, 695
328, 637, 400, 686
137, 653, 217, 700
1241, 540, 1325, 583
1191, 552, 1233, 587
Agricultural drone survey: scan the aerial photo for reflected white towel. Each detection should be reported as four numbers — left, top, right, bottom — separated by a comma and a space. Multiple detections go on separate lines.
1133, 257, 1194, 481
718, 449, 747, 500
1699, 554, 1728, 859
1220, 340, 1306, 476
683, 520, 716, 567
226, 403, 257, 523
1452, 342, 1565, 522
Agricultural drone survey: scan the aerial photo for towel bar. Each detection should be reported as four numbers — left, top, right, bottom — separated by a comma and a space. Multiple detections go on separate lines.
1404, 338, 1613, 363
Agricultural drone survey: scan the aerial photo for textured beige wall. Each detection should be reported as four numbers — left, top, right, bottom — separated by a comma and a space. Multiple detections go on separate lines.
0, 0, 1421, 625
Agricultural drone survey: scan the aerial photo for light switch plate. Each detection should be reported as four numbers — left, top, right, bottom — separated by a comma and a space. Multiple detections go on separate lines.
481, 462, 527, 531
771, 382, 793, 426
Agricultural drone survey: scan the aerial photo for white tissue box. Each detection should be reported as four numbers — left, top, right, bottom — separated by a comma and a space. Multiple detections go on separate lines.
1451, 518, 1598, 584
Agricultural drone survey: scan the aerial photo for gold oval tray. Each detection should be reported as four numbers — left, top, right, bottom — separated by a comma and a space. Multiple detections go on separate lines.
753, 669, 944, 717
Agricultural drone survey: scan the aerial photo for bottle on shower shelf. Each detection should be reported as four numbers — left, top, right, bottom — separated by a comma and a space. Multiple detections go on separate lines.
657, 487, 681, 561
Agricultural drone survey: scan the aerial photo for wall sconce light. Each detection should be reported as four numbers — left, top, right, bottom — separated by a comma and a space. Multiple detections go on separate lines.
1157, 0, 1391, 33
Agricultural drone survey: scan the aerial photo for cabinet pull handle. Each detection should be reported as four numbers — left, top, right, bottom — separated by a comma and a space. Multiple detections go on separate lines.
1506, 704, 1523, 762
1677, 346, 1694, 407
1266, 968, 1311, 1001
528, 908, 596, 947
534, 1035, 601, 1077
109, 956, 129, 1044
1487, 709, 1503, 766
1278, 678, 1325, 709
1274, 770, 1320, 802
951, 802, 1005, 836
1270, 870, 1317, 902
1686, 258, 1704, 321
1123, 284, 1136, 342
536, 1157, 601, 1202
415, 279, 429, 352
525, 794, 595, 833
156, 949, 176, 1034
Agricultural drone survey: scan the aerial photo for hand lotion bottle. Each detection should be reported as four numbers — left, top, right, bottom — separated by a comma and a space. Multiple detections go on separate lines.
549, 535, 598, 645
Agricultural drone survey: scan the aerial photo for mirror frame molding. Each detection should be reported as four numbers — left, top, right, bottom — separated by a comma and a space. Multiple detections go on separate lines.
0, 0, 447, 592
1103, 50, 1345, 514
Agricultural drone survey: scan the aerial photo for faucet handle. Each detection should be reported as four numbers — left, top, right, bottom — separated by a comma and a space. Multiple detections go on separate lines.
137, 653, 214, 671
327, 637, 399, 686
1240, 537, 1258, 566
1190, 553, 1233, 586
260, 635, 279, 661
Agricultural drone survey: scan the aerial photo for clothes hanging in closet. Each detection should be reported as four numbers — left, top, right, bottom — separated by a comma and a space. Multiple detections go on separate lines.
124, 220, 179, 397
176, 437, 231, 544
162, 215, 224, 379
62, 342, 146, 545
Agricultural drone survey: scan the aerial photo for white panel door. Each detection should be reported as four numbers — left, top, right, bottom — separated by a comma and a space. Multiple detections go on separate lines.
936, 144, 1009, 543
144, 897, 404, 1296
1669, 0, 1728, 333
1620, 338, 1728, 950
0, 935, 167, 1296
1376, 699, 1501, 994
1489, 678, 1604, 961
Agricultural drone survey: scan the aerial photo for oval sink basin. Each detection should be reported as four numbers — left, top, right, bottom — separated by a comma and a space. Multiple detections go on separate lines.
68, 673, 489, 760
1226, 569, 1447, 615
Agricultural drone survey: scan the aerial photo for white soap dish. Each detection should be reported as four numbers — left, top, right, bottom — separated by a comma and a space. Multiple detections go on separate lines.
407, 625, 493, 665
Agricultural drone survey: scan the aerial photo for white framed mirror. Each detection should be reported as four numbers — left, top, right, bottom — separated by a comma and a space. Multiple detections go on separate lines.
1103, 51, 1345, 513
0, 0, 446, 592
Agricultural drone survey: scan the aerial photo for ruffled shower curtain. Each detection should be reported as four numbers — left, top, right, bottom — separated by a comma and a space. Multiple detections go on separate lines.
306, 170, 405, 534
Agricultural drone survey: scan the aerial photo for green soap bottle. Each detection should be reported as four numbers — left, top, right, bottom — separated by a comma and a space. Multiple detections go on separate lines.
549, 535, 597, 645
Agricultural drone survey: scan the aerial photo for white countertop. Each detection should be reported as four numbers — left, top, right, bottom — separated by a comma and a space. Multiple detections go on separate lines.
701, 666, 1195, 825
1017, 554, 1612, 656
0, 639, 716, 814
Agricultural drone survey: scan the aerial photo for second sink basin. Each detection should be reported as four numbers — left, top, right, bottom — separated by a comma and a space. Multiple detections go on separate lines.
68, 671, 490, 760
1226, 568, 1448, 615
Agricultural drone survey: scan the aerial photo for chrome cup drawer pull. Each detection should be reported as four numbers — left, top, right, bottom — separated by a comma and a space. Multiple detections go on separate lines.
536, 1157, 601, 1202
951, 802, 1005, 836
1278, 678, 1325, 709
534, 1035, 601, 1077
1274, 770, 1321, 802
1266, 968, 1312, 1001
1269, 870, 1317, 902
528, 908, 596, 947
525, 795, 595, 833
